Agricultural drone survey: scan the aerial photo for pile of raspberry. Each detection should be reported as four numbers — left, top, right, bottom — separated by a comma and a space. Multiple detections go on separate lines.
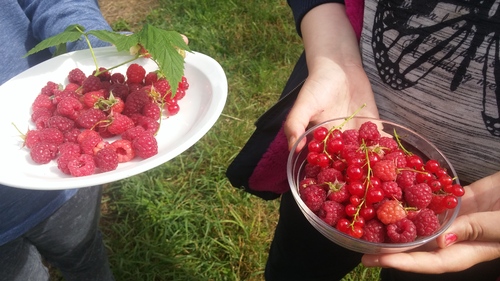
299, 121, 465, 243
24, 63, 189, 177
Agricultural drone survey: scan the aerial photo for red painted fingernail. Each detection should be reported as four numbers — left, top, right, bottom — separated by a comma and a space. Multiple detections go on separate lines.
445, 233, 457, 246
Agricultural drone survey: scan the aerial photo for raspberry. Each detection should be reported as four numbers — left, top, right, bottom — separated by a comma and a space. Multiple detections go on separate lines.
57, 152, 80, 175
76, 108, 106, 129
133, 115, 160, 135
141, 102, 161, 120
372, 160, 398, 181
318, 201, 345, 226
78, 131, 104, 155
94, 147, 119, 172
40, 81, 59, 96
92, 67, 112, 82
427, 194, 448, 214
378, 136, 399, 152
153, 78, 171, 97
81, 75, 103, 93
67, 154, 96, 177
108, 83, 129, 101
358, 121, 381, 143
68, 68, 86, 85
45, 116, 75, 132
380, 181, 403, 201
132, 133, 158, 159
64, 128, 81, 143
299, 178, 316, 189
404, 183, 432, 209
38, 127, 64, 146
376, 200, 407, 225
396, 170, 417, 189
34, 115, 50, 129
412, 208, 440, 236
386, 218, 417, 243
362, 219, 386, 243
300, 184, 327, 212
326, 182, 350, 203
144, 71, 158, 85
56, 97, 83, 121
126, 63, 146, 84
342, 129, 359, 145
384, 150, 407, 168
24, 129, 41, 149
31, 107, 53, 123
58, 142, 81, 156
122, 89, 151, 116
110, 139, 135, 163
81, 89, 106, 108
30, 142, 58, 164
304, 163, 321, 178
121, 126, 147, 141
52, 88, 80, 104
110, 72, 126, 84
316, 168, 344, 184
32, 94, 55, 112
106, 112, 135, 135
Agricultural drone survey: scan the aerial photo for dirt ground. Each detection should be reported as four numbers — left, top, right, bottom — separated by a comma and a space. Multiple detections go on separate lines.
98, 0, 159, 26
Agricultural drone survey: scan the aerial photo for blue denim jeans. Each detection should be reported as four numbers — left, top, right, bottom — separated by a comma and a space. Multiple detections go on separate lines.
0, 186, 114, 281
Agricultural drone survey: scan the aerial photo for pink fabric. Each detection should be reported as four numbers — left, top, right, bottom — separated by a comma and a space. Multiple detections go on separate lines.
248, 0, 365, 193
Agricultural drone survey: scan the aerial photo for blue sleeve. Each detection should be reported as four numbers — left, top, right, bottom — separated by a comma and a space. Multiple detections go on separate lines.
287, 0, 345, 36
19, 0, 113, 51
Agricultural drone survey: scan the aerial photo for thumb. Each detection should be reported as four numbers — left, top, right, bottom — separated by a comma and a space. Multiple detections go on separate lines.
437, 211, 500, 248
283, 101, 316, 152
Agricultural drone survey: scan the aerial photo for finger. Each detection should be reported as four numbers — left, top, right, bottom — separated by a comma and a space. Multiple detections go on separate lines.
284, 99, 315, 151
362, 241, 500, 273
436, 211, 500, 248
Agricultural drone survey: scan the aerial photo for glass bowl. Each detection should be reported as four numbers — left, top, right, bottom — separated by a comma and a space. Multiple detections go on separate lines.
287, 117, 461, 254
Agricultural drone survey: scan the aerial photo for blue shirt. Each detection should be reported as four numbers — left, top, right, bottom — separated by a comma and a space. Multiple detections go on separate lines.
0, 0, 112, 245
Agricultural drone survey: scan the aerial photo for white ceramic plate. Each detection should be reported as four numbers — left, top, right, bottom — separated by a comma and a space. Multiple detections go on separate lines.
0, 46, 227, 190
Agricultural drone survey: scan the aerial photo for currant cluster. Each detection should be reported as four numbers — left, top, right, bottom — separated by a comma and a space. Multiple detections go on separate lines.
23, 63, 189, 177
299, 121, 465, 243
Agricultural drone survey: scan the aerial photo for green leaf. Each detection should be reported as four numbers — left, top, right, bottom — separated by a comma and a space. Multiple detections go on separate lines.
137, 24, 190, 96
25, 24, 85, 57
86, 30, 139, 52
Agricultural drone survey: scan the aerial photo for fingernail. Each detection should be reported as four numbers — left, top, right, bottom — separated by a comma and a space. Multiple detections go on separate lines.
445, 233, 457, 246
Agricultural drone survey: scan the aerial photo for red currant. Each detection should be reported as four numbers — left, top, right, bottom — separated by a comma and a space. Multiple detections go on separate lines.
424, 159, 440, 173
313, 126, 329, 141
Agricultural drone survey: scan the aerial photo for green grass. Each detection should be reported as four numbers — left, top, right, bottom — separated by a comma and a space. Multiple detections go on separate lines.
98, 0, 381, 280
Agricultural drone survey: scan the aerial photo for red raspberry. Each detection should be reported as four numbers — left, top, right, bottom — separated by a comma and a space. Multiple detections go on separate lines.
300, 184, 327, 212
81, 89, 106, 108
427, 194, 447, 214
58, 142, 81, 156
53, 88, 80, 104
106, 112, 135, 135
326, 182, 350, 203
38, 127, 64, 146
372, 160, 398, 181
342, 129, 359, 145
404, 183, 432, 209
133, 115, 160, 135
94, 147, 119, 172
92, 67, 112, 82
110, 139, 135, 163
362, 219, 386, 243
32, 94, 55, 112
57, 153, 80, 175
56, 97, 83, 121
24, 129, 41, 150
299, 178, 316, 189
380, 181, 403, 201
78, 131, 104, 155
318, 200, 345, 226
126, 63, 146, 84
316, 167, 344, 184
67, 154, 96, 177
121, 126, 147, 141
304, 163, 322, 178
40, 81, 59, 96
108, 83, 129, 101
45, 116, 75, 132
396, 170, 417, 189
358, 121, 381, 143
153, 78, 171, 97
31, 107, 53, 123
110, 72, 126, 84
384, 150, 407, 168
30, 142, 58, 164
132, 133, 158, 159
76, 108, 106, 129
122, 89, 151, 116
378, 136, 399, 152
64, 128, 81, 143
144, 71, 158, 85
81, 75, 103, 93
141, 102, 161, 120
376, 200, 407, 225
411, 208, 440, 236
386, 218, 417, 243
68, 68, 86, 85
